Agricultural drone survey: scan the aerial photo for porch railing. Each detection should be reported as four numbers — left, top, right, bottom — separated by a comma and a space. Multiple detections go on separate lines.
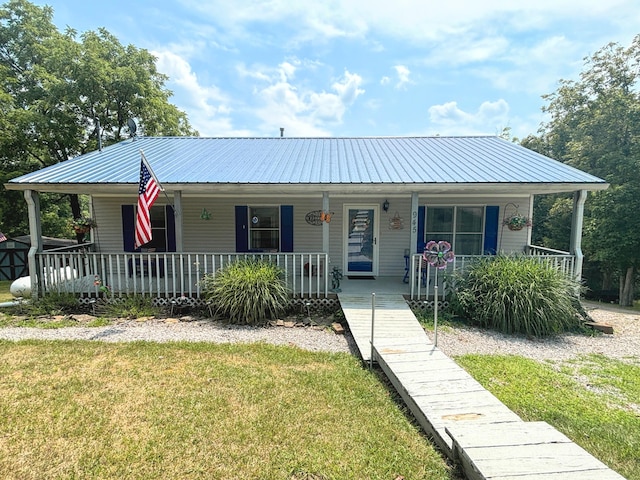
408, 247, 576, 300
35, 251, 329, 299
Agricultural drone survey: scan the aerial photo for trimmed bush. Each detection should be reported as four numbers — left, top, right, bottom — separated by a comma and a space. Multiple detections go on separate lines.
450, 255, 584, 337
201, 259, 291, 325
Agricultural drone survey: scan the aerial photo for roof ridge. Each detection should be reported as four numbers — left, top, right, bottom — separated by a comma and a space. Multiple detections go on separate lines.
143, 135, 499, 140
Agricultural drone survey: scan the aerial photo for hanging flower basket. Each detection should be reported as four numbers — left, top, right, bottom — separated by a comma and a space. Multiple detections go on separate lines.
71, 216, 97, 234
502, 213, 532, 231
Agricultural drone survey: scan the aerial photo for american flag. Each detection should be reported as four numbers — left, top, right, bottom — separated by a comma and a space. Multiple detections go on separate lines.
0, 232, 6, 243
135, 154, 161, 249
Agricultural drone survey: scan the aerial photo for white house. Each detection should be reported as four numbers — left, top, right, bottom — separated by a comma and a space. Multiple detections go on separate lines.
5, 136, 607, 304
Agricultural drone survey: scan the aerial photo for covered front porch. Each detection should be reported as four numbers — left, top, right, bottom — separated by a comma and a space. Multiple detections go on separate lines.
33, 245, 577, 304
7, 136, 606, 307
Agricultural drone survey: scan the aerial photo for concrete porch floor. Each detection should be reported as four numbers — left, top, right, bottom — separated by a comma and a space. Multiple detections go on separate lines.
337, 276, 409, 295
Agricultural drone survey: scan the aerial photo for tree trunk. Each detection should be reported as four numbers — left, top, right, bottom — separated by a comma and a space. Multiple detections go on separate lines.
69, 194, 85, 243
619, 266, 635, 307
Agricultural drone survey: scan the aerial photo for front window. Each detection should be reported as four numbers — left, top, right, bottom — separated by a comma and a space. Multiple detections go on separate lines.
139, 205, 167, 251
249, 206, 280, 251
425, 206, 484, 255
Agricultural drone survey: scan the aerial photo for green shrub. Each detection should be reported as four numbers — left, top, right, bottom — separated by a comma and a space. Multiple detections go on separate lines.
450, 255, 584, 337
96, 295, 159, 319
15, 291, 80, 316
201, 259, 291, 325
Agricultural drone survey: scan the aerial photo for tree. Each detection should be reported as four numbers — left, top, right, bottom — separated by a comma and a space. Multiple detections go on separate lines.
0, 0, 197, 240
533, 36, 640, 306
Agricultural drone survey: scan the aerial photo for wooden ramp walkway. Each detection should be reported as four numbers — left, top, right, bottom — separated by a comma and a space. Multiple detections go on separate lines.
337, 293, 428, 362
338, 294, 626, 480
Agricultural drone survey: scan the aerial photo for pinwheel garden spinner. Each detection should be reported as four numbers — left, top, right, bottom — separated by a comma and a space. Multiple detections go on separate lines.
423, 241, 455, 269
422, 240, 455, 346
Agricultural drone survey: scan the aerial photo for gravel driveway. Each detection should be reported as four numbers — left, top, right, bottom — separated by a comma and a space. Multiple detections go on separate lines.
0, 301, 637, 362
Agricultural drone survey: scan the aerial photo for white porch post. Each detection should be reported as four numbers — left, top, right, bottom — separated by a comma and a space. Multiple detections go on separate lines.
173, 190, 183, 252
24, 189, 43, 299
570, 190, 587, 282
410, 192, 419, 254
527, 194, 534, 246
322, 192, 329, 254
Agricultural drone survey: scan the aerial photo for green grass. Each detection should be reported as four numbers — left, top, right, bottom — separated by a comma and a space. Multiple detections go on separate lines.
456, 354, 640, 480
0, 341, 454, 480
0, 280, 13, 303
414, 309, 459, 332
0, 315, 112, 328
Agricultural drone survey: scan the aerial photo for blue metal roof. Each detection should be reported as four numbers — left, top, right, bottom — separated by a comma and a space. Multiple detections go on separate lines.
7, 136, 606, 188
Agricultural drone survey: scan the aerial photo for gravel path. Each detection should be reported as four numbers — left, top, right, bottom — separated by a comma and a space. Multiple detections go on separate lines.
0, 301, 637, 362
433, 301, 640, 362
0, 317, 356, 354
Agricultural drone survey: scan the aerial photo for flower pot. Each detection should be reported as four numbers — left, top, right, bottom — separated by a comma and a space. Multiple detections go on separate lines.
507, 223, 524, 231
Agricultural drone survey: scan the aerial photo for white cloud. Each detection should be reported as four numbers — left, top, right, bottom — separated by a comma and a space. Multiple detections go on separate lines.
153, 50, 247, 136
246, 64, 365, 136
428, 99, 510, 135
333, 70, 365, 104
422, 35, 511, 67
393, 65, 412, 89
139, 0, 640, 137
182, 0, 638, 46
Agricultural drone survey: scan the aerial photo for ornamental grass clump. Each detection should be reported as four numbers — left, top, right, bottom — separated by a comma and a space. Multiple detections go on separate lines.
450, 255, 583, 337
201, 259, 291, 325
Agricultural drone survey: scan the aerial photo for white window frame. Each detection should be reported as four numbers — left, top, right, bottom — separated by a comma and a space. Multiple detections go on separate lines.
425, 205, 485, 255
248, 205, 280, 252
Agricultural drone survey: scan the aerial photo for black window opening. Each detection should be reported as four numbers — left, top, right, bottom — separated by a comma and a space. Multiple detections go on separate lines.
143, 206, 167, 252
425, 206, 485, 255
248, 206, 280, 252
235, 205, 294, 253
121, 204, 176, 252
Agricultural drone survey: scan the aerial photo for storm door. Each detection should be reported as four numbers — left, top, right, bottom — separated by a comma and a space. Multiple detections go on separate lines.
343, 205, 379, 276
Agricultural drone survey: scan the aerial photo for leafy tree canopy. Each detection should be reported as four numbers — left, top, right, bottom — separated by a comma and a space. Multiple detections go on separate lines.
0, 0, 197, 238
527, 35, 640, 305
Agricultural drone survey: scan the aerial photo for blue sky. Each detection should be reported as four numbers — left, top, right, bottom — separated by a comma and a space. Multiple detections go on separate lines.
35, 0, 639, 139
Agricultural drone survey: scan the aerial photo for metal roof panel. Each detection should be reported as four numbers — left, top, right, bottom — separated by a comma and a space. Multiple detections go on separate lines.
8, 136, 606, 187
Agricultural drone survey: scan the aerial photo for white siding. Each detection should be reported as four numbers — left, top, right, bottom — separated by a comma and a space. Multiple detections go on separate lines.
91, 194, 533, 277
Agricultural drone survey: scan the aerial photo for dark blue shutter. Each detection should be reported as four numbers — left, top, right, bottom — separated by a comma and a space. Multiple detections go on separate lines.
483, 206, 499, 254
166, 205, 176, 252
280, 205, 294, 252
417, 205, 426, 253
122, 205, 136, 252
235, 206, 249, 252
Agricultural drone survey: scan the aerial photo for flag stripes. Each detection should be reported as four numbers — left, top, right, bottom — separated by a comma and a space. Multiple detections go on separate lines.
135, 156, 161, 249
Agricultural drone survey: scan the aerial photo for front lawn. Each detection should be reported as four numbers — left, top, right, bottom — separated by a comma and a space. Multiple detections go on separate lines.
457, 354, 640, 480
0, 340, 454, 480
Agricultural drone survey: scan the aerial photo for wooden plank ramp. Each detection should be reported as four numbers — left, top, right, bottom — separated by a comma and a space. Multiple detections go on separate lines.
338, 293, 627, 480
447, 422, 626, 480
338, 293, 429, 363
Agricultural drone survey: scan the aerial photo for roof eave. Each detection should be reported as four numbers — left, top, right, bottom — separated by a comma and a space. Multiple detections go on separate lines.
4, 181, 610, 196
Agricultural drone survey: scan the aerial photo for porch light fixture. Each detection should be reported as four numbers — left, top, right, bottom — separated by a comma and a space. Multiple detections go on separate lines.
382, 200, 390, 212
